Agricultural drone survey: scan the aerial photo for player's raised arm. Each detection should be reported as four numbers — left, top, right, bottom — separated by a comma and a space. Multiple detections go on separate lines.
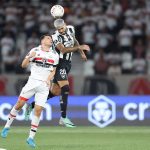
52, 19, 90, 54
46, 67, 56, 87
56, 43, 90, 54
73, 37, 88, 61
21, 51, 36, 68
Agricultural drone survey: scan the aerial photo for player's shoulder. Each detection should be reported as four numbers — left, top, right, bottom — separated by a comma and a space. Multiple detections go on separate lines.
55, 51, 59, 59
50, 49, 58, 56
51, 31, 60, 41
67, 25, 75, 34
51, 50, 59, 61
52, 30, 59, 37
53, 49, 59, 57
30, 45, 40, 52
49, 46, 59, 56
67, 25, 75, 29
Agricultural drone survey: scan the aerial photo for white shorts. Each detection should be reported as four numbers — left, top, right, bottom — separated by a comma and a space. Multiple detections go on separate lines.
20, 78, 49, 108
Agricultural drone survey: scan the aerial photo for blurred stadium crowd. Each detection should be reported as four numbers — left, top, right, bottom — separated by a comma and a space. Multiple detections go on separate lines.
0, 0, 150, 76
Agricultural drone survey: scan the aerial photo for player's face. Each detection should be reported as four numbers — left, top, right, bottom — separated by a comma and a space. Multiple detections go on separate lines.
42, 36, 52, 46
57, 25, 66, 35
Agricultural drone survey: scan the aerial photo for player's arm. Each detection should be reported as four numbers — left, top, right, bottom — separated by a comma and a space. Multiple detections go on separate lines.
21, 51, 36, 68
74, 37, 87, 61
52, 31, 90, 54
46, 67, 56, 86
46, 54, 59, 86
56, 43, 90, 54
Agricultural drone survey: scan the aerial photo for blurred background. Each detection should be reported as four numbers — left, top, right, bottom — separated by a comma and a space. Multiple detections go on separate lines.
0, 0, 150, 96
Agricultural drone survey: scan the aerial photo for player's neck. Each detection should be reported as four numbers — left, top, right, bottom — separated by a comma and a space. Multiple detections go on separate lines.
41, 45, 50, 52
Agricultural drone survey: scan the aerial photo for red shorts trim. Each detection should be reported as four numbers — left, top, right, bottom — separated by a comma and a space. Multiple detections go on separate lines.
19, 96, 28, 101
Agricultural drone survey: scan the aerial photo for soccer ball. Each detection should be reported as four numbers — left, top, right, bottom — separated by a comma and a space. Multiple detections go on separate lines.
50, 5, 64, 18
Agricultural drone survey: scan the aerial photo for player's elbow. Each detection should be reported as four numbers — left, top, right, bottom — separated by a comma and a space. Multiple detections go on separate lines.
21, 64, 25, 68
21, 62, 27, 68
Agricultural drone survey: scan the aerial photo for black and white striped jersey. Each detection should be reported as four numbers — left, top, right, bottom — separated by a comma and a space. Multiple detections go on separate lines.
51, 25, 75, 62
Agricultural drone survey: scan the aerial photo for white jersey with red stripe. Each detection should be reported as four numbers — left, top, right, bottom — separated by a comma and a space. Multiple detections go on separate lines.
27, 45, 59, 81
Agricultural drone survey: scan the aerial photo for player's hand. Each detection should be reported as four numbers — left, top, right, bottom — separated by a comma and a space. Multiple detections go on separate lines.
29, 51, 36, 58
81, 54, 87, 61
79, 45, 90, 51
26, 51, 36, 59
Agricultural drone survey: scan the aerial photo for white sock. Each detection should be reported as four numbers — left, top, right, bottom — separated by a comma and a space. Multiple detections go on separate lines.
5, 107, 19, 128
29, 116, 40, 139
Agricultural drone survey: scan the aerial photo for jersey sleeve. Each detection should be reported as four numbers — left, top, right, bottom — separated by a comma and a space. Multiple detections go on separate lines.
68, 25, 75, 36
52, 33, 62, 47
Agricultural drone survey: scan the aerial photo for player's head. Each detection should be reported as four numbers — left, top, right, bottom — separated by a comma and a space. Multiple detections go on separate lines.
54, 19, 66, 35
40, 35, 52, 47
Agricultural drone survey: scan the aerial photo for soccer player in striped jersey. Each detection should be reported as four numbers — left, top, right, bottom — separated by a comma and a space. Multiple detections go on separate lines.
25, 19, 90, 127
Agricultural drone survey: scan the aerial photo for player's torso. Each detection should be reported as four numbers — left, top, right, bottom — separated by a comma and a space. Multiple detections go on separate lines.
58, 29, 74, 48
30, 46, 58, 81
52, 25, 75, 64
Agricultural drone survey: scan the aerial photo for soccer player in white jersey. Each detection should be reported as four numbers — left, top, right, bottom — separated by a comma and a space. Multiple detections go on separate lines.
25, 19, 90, 127
1, 35, 59, 148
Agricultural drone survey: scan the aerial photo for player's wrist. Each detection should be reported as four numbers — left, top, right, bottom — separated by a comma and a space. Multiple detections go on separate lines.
78, 45, 82, 51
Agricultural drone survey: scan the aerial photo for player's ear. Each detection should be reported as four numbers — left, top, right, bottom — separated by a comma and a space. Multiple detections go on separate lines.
41, 40, 44, 45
